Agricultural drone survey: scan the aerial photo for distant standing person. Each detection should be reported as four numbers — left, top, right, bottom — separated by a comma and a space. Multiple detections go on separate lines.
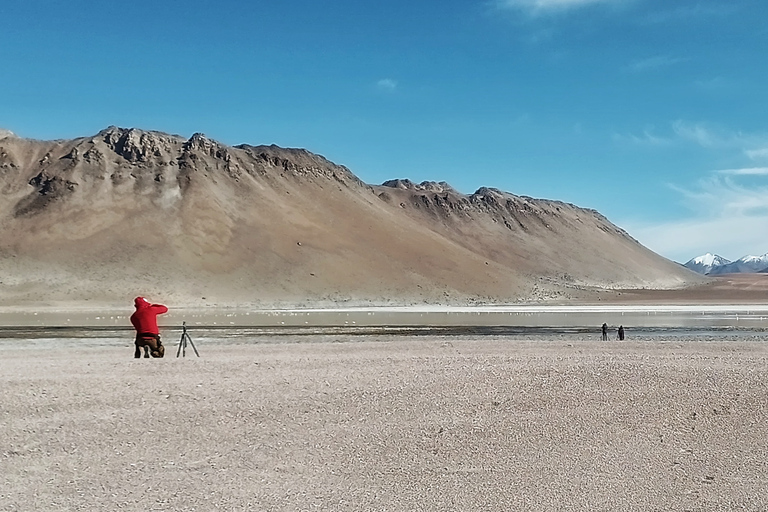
617, 325, 625, 341
130, 297, 168, 358
601, 323, 608, 341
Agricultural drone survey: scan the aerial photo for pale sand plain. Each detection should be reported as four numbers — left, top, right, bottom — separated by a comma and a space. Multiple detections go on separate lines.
2, 330, 768, 511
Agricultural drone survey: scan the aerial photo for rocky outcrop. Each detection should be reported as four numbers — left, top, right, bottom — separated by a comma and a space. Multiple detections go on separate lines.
382, 179, 456, 194
99, 126, 184, 163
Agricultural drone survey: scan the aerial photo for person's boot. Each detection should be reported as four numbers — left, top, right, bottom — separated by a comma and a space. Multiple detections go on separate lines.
152, 342, 165, 358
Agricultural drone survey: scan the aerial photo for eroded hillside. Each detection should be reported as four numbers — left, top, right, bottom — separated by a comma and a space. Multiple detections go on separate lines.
0, 127, 704, 307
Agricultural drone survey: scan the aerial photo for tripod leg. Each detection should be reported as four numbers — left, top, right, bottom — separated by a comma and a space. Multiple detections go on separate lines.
185, 333, 200, 357
176, 332, 183, 357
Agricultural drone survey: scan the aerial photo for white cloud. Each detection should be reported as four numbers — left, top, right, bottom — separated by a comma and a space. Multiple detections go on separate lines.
642, 4, 735, 24
499, 0, 613, 8
672, 121, 768, 152
628, 214, 768, 263
693, 76, 732, 91
376, 79, 398, 92
619, 121, 768, 154
617, 123, 768, 261
746, 147, 768, 161
717, 167, 768, 176
624, 173, 768, 262
495, 0, 622, 14
626, 55, 683, 73
612, 127, 673, 146
671, 120, 720, 147
671, 175, 768, 218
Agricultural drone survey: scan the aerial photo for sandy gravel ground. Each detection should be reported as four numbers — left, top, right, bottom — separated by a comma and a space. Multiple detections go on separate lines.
2, 336, 768, 511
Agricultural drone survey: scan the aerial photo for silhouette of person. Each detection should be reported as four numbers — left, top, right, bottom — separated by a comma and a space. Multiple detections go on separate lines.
617, 325, 625, 341
130, 297, 168, 358
601, 323, 608, 341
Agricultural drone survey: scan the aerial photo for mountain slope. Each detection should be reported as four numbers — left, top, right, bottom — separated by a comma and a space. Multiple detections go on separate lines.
0, 127, 704, 307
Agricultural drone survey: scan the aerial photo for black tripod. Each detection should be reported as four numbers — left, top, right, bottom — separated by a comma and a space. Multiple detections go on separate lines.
176, 321, 200, 357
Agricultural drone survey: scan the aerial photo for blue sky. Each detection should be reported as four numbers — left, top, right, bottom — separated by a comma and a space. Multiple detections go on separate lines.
2, 0, 767, 263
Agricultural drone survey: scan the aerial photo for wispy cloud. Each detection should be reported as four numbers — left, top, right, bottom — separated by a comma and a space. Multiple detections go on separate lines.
717, 167, 768, 176
495, 0, 623, 15
671, 120, 720, 147
612, 127, 673, 147
625, 172, 768, 262
628, 214, 768, 263
376, 78, 398, 92
673, 121, 768, 154
673, 175, 768, 216
619, 123, 768, 261
642, 4, 736, 24
618, 121, 768, 153
694, 76, 733, 91
746, 147, 768, 161
626, 55, 683, 73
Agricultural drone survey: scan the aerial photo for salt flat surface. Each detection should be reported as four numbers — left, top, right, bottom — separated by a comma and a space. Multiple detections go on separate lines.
2, 337, 767, 511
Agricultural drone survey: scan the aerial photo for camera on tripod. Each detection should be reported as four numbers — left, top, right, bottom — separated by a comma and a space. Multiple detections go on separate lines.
176, 321, 200, 357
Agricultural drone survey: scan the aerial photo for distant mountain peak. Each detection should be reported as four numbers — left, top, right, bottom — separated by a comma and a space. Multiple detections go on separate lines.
694, 253, 730, 266
683, 253, 731, 275
739, 254, 767, 263
685, 252, 768, 275
0, 128, 16, 139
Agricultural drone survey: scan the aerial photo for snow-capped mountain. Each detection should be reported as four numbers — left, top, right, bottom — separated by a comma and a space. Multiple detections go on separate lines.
684, 252, 768, 275
710, 254, 768, 275
683, 253, 731, 274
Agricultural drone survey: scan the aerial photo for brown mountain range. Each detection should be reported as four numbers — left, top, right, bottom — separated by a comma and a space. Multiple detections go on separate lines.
0, 126, 704, 308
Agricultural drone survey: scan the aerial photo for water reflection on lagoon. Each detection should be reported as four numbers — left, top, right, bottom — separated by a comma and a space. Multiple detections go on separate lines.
0, 305, 766, 349
2, 305, 768, 329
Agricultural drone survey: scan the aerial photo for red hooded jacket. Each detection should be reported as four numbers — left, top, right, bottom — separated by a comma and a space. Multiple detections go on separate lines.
130, 297, 168, 335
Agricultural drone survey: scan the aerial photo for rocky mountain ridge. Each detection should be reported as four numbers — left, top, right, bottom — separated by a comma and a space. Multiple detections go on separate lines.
0, 126, 704, 307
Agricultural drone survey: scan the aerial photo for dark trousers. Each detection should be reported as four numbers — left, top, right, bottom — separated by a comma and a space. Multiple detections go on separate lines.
134, 333, 164, 358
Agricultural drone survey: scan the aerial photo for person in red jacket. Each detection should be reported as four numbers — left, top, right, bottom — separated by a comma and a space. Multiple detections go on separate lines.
130, 297, 168, 358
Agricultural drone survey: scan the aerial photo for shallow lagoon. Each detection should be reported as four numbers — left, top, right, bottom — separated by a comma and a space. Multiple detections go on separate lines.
1, 305, 766, 350
2, 304, 768, 329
